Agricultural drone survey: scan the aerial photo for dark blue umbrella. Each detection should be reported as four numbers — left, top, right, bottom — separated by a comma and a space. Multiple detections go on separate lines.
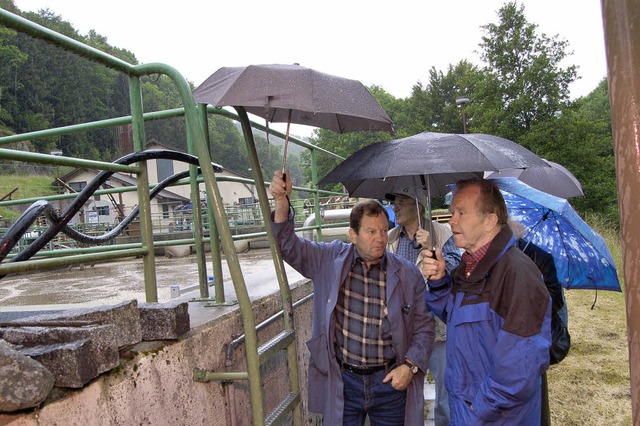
491, 177, 620, 291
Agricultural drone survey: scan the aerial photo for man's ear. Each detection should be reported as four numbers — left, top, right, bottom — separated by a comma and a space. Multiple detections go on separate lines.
348, 228, 357, 242
484, 212, 499, 231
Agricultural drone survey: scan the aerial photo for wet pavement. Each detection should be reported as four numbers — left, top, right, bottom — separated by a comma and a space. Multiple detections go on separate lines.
0, 249, 305, 325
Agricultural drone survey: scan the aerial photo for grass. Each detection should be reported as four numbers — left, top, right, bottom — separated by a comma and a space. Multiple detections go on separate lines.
547, 217, 632, 425
0, 174, 57, 221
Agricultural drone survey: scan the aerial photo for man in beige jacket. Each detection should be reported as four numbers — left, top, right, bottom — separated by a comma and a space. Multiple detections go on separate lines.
386, 192, 461, 426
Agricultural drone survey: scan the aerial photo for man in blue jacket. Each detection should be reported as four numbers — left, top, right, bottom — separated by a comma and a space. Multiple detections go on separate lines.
269, 171, 434, 425
422, 178, 551, 425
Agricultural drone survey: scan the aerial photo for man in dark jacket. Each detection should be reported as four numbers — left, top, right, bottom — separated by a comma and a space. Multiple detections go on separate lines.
422, 178, 552, 425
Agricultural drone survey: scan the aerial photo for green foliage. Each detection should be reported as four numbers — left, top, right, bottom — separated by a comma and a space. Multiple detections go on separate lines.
478, 1, 577, 139
520, 78, 617, 223
0, 3, 271, 175
404, 61, 488, 134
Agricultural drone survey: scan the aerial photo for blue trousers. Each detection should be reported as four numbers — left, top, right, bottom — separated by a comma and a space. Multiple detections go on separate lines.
342, 369, 406, 426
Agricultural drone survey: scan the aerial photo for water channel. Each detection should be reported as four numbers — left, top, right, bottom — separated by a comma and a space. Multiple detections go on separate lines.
0, 249, 304, 313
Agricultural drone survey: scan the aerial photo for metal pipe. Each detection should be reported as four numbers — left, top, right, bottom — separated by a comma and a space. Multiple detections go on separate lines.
0, 148, 137, 173
302, 209, 352, 240
601, 0, 640, 421
0, 248, 147, 275
310, 150, 323, 242
129, 75, 157, 303
0, 9, 134, 74
198, 104, 224, 303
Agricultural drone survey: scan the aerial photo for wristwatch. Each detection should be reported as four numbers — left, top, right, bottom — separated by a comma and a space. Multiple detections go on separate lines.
403, 359, 418, 374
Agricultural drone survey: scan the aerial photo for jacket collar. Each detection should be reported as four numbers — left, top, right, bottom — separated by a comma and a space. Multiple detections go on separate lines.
452, 226, 517, 292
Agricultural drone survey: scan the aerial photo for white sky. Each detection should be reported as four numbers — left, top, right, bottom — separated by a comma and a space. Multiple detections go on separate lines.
11, 0, 609, 137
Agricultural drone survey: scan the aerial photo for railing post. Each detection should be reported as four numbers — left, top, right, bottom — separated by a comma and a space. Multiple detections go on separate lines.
187, 107, 209, 300
236, 107, 301, 423
128, 76, 157, 302
310, 149, 323, 242
197, 104, 225, 303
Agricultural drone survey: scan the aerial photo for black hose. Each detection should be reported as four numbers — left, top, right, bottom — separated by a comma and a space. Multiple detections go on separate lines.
0, 150, 222, 276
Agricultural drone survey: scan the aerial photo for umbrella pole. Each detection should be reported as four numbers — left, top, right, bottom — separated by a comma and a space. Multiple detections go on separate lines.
265, 119, 270, 144
280, 109, 295, 218
281, 109, 293, 178
419, 174, 434, 250
426, 178, 434, 249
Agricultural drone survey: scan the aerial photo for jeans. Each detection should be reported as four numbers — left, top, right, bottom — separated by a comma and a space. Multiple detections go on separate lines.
429, 341, 450, 426
342, 369, 406, 426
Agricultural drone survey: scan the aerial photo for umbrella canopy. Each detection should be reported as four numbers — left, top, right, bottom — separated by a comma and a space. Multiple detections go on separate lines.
485, 159, 584, 198
319, 132, 548, 197
319, 131, 547, 249
193, 64, 394, 134
488, 177, 620, 291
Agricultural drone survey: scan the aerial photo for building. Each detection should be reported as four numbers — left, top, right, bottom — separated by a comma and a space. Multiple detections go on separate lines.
56, 142, 256, 232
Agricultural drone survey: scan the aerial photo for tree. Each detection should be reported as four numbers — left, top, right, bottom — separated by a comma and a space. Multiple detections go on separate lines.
405, 61, 488, 135
478, 1, 577, 141
0, 26, 28, 128
520, 79, 617, 223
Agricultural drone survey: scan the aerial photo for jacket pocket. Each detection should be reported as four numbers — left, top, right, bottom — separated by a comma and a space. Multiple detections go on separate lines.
306, 332, 330, 375
449, 302, 491, 327
306, 333, 330, 414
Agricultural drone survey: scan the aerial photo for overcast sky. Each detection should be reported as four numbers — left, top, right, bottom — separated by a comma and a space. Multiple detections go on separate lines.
12, 0, 609, 137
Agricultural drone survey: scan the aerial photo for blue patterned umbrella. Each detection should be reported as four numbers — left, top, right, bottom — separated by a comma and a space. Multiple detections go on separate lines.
491, 177, 620, 291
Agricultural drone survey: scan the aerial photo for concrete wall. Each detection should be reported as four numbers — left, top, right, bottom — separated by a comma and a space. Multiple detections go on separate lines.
0, 280, 317, 426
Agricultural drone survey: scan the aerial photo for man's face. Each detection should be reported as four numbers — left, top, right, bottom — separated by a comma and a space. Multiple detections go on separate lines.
392, 195, 419, 227
349, 213, 389, 264
448, 185, 494, 253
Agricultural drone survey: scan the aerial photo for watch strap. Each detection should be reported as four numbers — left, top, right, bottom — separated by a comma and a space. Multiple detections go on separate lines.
403, 359, 418, 374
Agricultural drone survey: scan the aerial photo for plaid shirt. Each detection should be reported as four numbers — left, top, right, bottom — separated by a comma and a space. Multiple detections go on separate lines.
462, 240, 492, 277
335, 254, 395, 366
396, 227, 422, 264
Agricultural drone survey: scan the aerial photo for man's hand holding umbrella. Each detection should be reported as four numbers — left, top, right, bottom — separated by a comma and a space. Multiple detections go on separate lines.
414, 228, 431, 250
422, 248, 446, 281
269, 171, 292, 223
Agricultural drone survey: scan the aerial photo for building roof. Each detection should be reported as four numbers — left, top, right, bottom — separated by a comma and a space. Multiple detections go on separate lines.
60, 168, 189, 203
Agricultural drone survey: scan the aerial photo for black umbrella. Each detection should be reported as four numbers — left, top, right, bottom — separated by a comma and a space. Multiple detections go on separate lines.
193, 64, 394, 172
485, 159, 584, 198
319, 132, 548, 195
319, 131, 548, 247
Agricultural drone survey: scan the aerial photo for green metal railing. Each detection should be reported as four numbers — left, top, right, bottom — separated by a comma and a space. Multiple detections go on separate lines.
0, 8, 349, 425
